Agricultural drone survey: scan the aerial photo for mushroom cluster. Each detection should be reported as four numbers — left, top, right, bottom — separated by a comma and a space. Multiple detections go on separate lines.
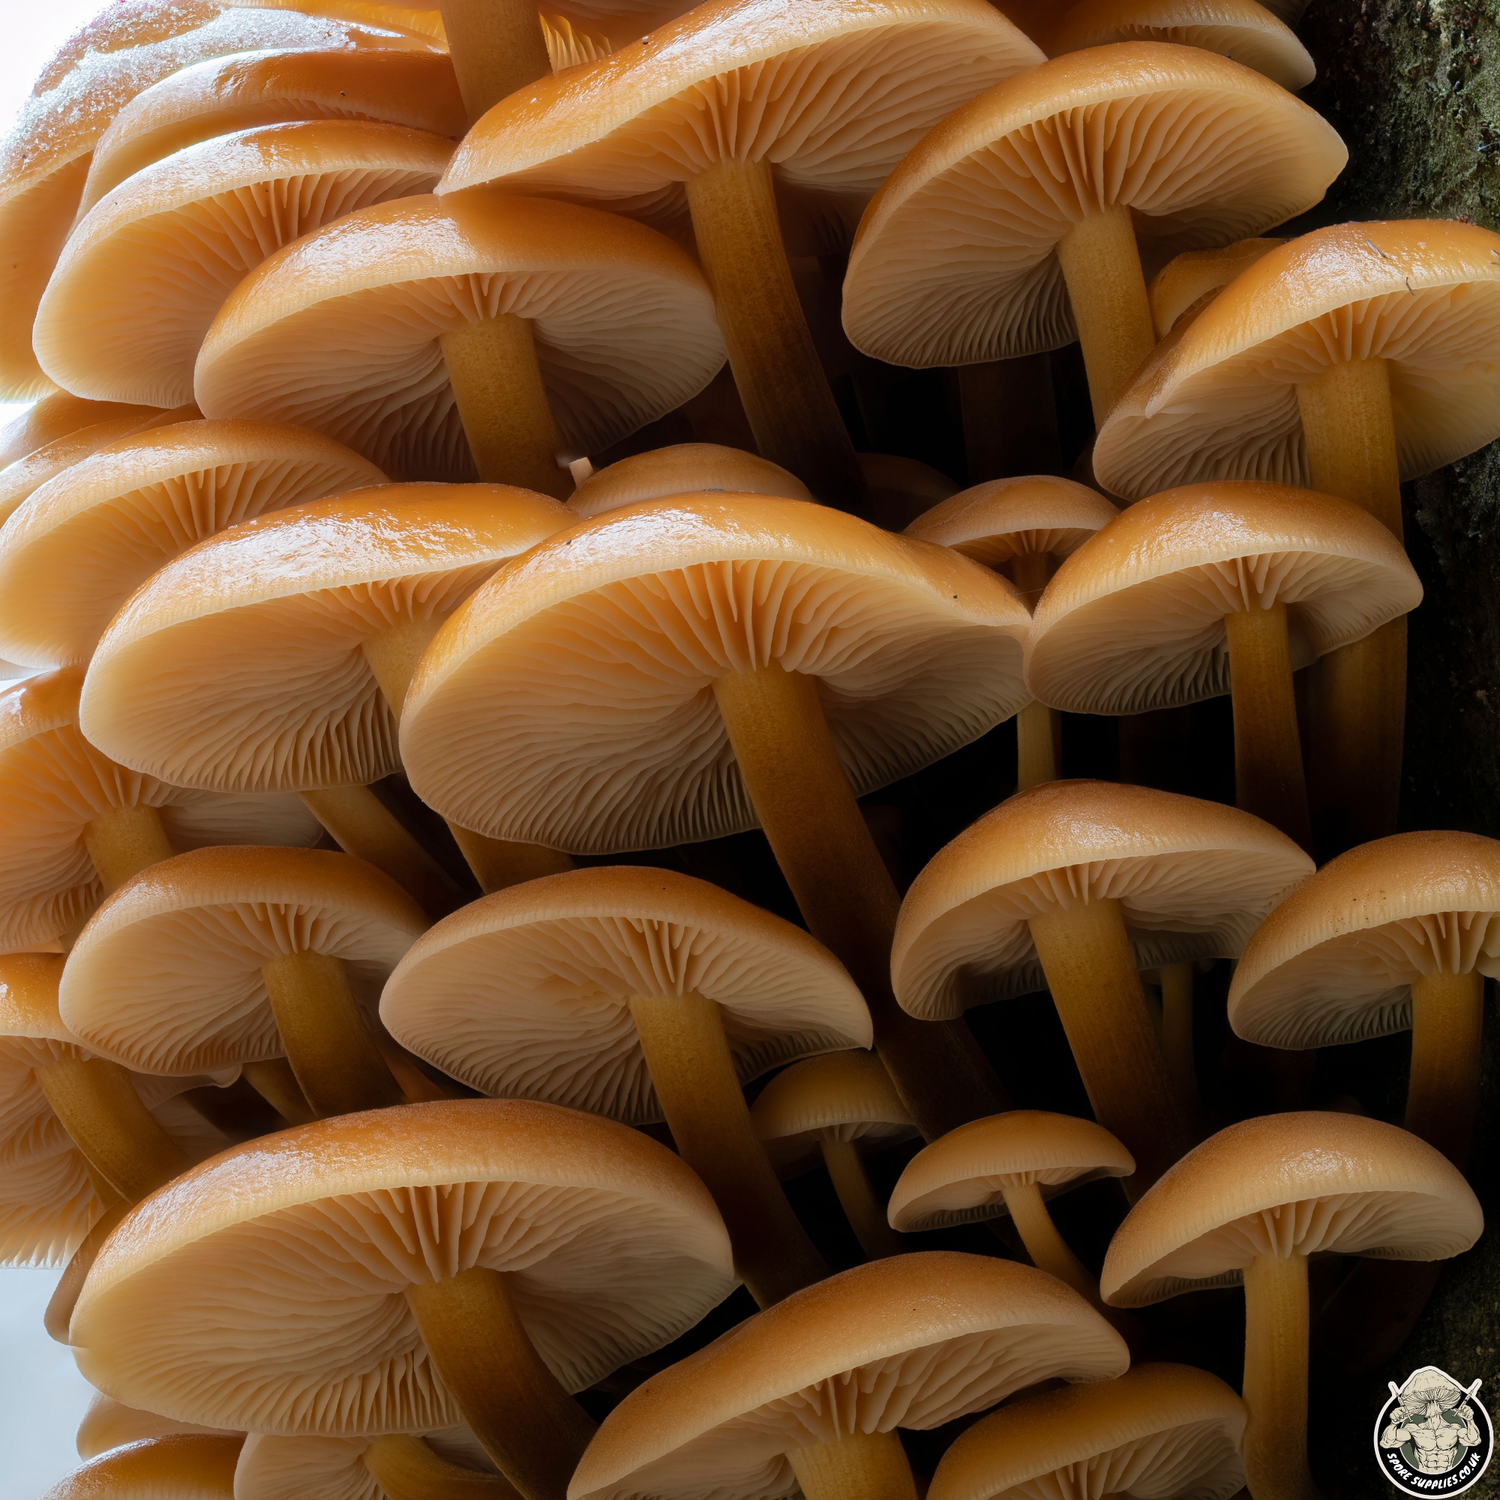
1, 4, 1492, 1500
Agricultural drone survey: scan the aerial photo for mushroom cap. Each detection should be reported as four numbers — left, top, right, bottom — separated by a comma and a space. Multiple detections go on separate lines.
1040, 0, 1313, 90
1148, 236, 1284, 338
1100, 1111, 1484, 1306
400, 493, 1033, 853
80, 47, 466, 215
37, 121, 454, 410
60, 845, 427, 1078
235, 1430, 495, 1500
0, 2, 433, 399
892, 779, 1313, 1018
1024, 481, 1423, 715
0, 394, 166, 472
1094, 220, 1500, 501
1228, 829, 1500, 1049
0, 669, 323, 950
71, 1099, 738, 1431
0, 1146, 102, 1266
192, 192, 726, 481
569, 1252, 1130, 1500
80, 483, 568, 795
841, 43, 1345, 369
40, 1436, 244, 1500
437, 0, 1044, 244
78, 1394, 236, 1462
380, 865, 870, 1123
570, 444, 812, 519
750, 1049, 916, 1173
859, 452, 963, 531
888, 1111, 1135, 1232
905, 476, 1119, 573
0, 419, 385, 670
928, 1362, 1247, 1500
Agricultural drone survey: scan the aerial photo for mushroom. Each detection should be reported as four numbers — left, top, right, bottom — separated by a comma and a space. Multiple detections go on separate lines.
569, 1252, 1131, 1500
79, 46, 467, 214
842, 43, 1345, 428
237, 1428, 515, 1500
397, 493, 1033, 1139
0, 1148, 104, 1268
906, 475, 1119, 788
0, 418, 384, 670
40, 1436, 245, 1500
928, 1362, 1247, 1500
79, 483, 572, 906
77, 1395, 235, 1461
1025, 480, 1421, 847
61, 846, 428, 1118
750, 1049, 917, 1261
437, 0, 1045, 513
37, 121, 455, 409
70, 1099, 738, 1500
0, 393, 168, 472
570, 444, 812, 519
0, 668, 322, 951
892, 779, 1313, 1193
1148, 237, 1285, 338
1229, 829, 1500, 1169
1101, 1113, 1483, 1500
858, 453, 963, 532
1093, 221, 1500, 850
379, 864, 870, 1304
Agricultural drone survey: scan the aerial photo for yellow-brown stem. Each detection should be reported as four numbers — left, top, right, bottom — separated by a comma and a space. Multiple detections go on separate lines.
1407, 969, 1484, 1166
1224, 603, 1312, 851
239, 1057, 316, 1125
1242, 1252, 1321, 1500
299, 784, 464, 922
374, 1028, 463, 1102
686, 158, 869, 517
788, 1428, 918, 1500
261, 950, 404, 1117
437, 0, 552, 124
959, 354, 1063, 481
441, 314, 572, 500
1054, 206, 1157, 428
33, 1057, 189, 1200
713, 662, 1009, 1140
1158, 961, 1202, 1125
83, 804, 174, 894
1026, 898, 1193, 1198
405, 1266, 595, 1500
46, 1197, 128, 1344
364, 1434, 520, 1500
630, 990, 827, 1305
820, 1135, 905, 1261
1296, 358, 1402, 537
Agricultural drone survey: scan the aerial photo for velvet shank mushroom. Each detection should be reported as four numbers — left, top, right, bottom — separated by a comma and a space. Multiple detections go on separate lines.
70, 1100, 738, 1500
1148, 236, 1284, 338
40, 1436, 245, 1500
236, 1428, 513, 1500
77, 1394, 234, 1461
892, 780, 1313, 1193
570, 444, 812, 519
397, 493, 1032, 1139
0, 393, 169, 473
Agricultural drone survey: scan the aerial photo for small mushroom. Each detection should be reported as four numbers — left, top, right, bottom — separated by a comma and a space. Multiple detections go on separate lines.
438, 0, 1044, 513
0, 393, 169, 473
750, 1050, 918, 1261
1148, 237, 1284, 338
1026, 481, 1421, 848
1102, 1113, 1482, 1500
70, 1100, 738, 1500
569, 1253, 1130, 1500
570, 444, 813, 519
237, 1428, 515, 1500
893, 780, 1312, 1193
928, 1362, 1247, 1500
77, 1394, 235, 1461
39, 1435, 245, 1500
907, 476, 1119, 788
843, 43, 1344, 427
380, 865, 871, 1304
398, 493, 1032, 1139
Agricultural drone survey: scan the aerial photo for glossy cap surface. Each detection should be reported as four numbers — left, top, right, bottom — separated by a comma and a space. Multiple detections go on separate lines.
906, 476, 1119, 573
570, 445, 811, 520
1148, 236, 1285, 337
750, 1050, 915, 1171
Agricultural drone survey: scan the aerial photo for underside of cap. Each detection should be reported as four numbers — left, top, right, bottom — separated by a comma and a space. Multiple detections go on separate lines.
570, 444, 812, 519
0, 1147, 101, 1267
905, 475, 1119, 569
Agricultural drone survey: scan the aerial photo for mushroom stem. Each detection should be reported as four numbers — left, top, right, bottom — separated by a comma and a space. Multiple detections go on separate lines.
440, 314, 573, 500
1158, 962, 1202, 1124
1224, 602, 1312, 851
1296, 358, 1402, 537
787, 1428, 919, 1500
437, 0, 552, 125
819, 1135, 906, 1261
685, 157, 870, 518
629, 989, 829, 1305
1407, 969, 1484, 1166
32, 1057, 190, 1201
260, 949, 405, 1117
238, 1058, 316, 1125
1053, 205, 1157, 428
713, 661, 1010, 1140
1025, 898, 1194, 1198
83, 804, 174, 894
1242, 1251, 1321, 1500
299, 784, 464, 922
363, 1435, 521, 1500
405, 1265, 596, 1500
